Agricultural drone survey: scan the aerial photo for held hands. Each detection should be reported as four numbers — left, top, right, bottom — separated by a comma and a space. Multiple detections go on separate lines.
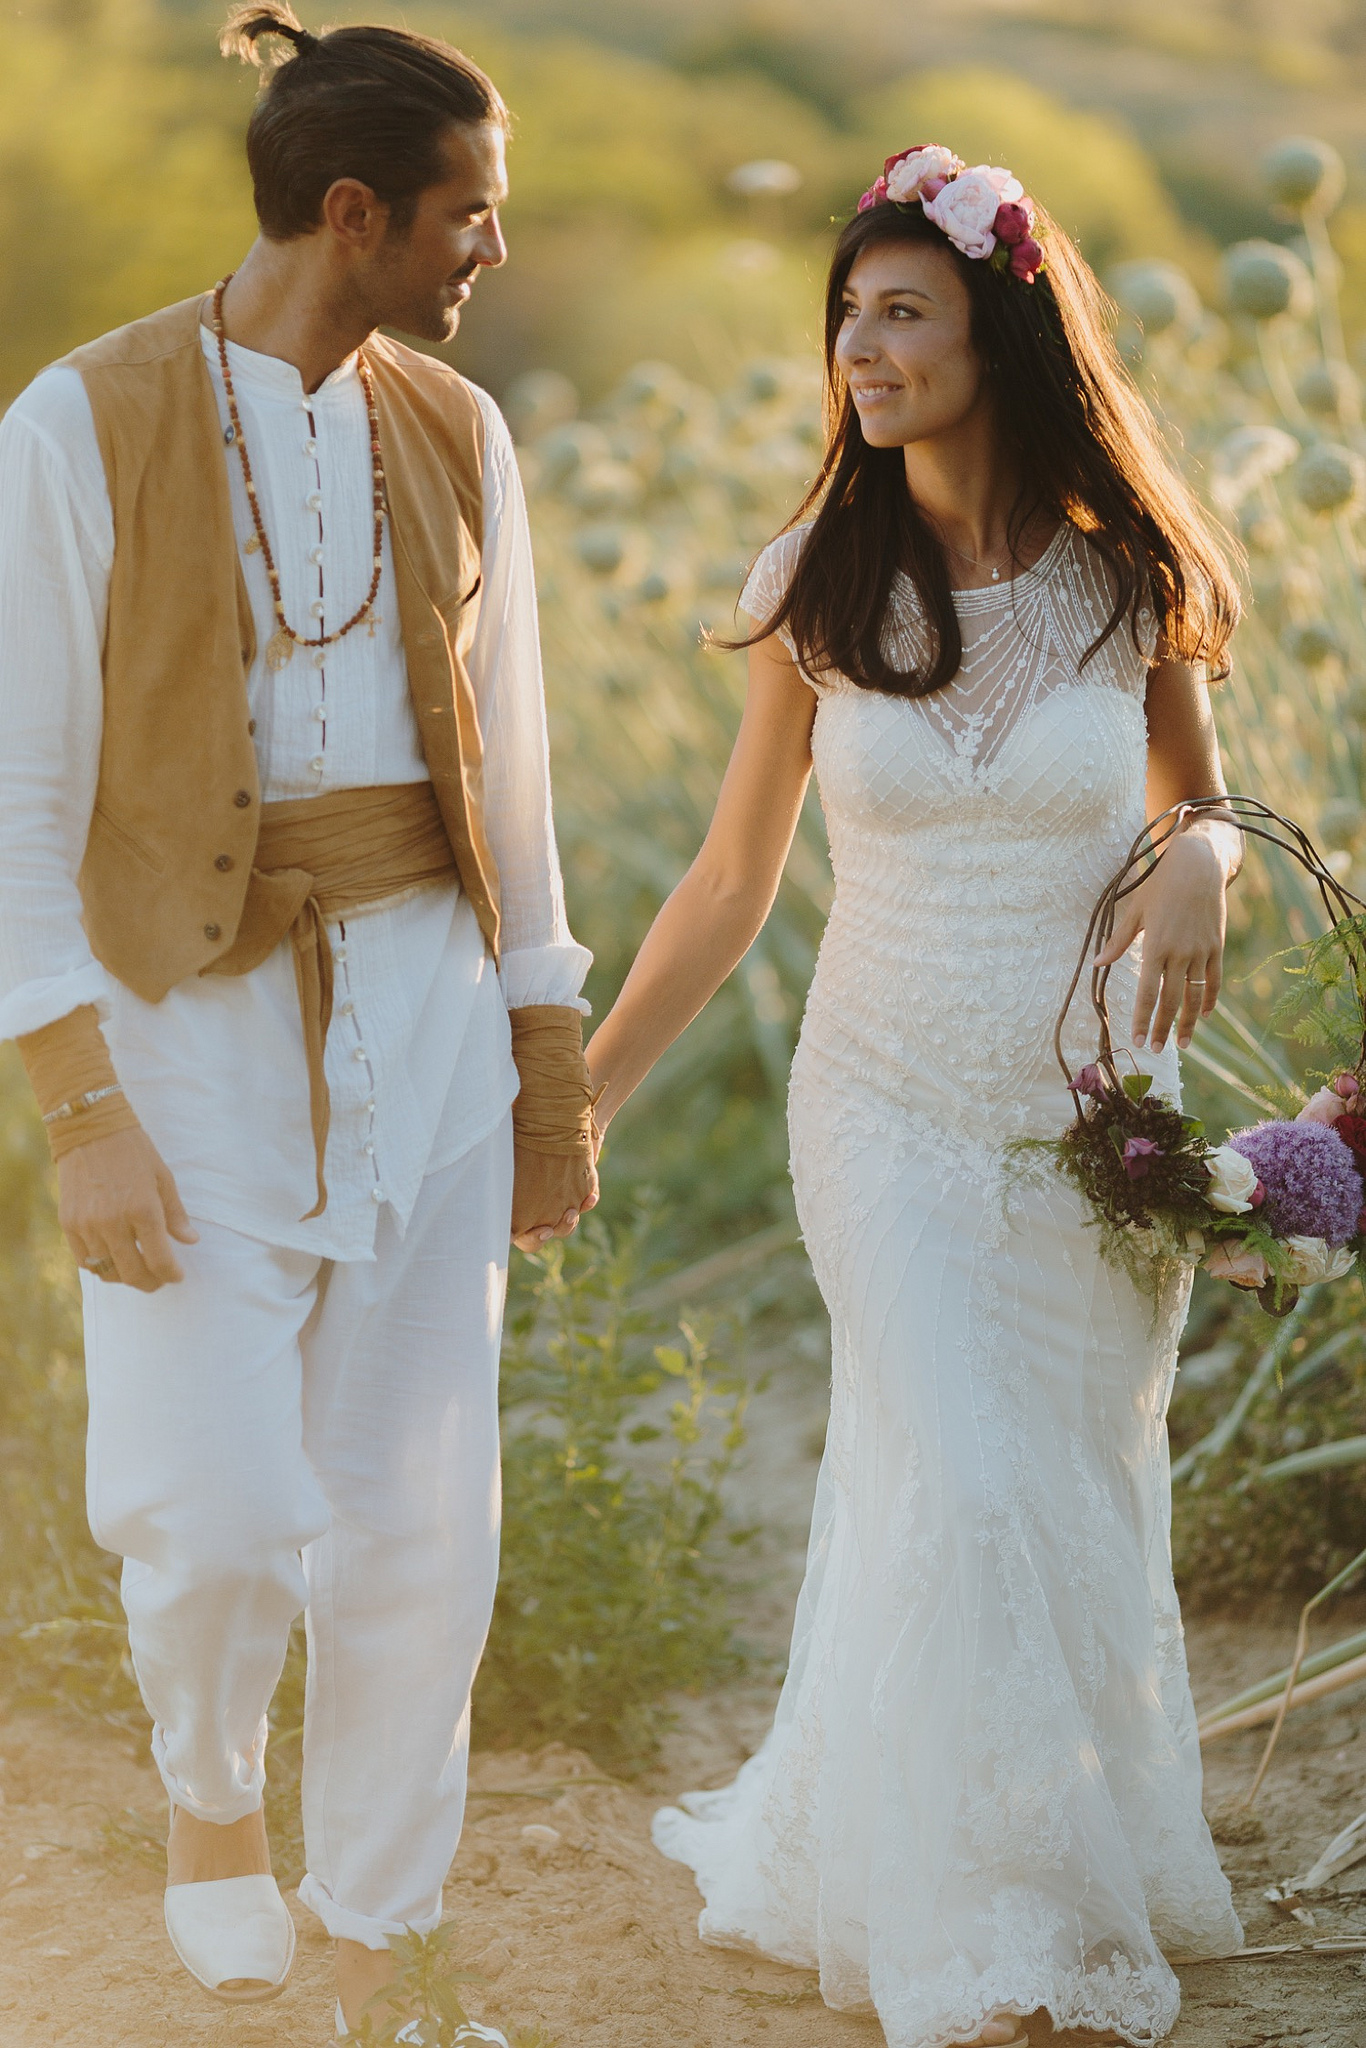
510, 1142, 600, 1254
56, 1125, 199, 1291
1095, 823, 1233, 1053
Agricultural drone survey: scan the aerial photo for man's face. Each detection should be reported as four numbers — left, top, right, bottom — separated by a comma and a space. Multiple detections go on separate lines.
364, 121, 508, 343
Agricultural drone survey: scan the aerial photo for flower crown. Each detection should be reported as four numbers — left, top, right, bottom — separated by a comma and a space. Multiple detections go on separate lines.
857, 144, 1045, 286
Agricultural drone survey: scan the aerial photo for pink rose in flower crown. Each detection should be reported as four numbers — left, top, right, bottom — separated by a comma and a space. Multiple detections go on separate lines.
857, 176, 889, 214
885, 145, 963, 206
923, 164, 1023, 260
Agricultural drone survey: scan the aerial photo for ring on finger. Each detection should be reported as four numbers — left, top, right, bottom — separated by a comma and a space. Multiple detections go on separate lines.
84, 1255, 116, 1280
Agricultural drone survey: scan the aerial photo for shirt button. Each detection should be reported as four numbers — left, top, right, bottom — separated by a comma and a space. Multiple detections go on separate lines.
303, 438, 318, 457
339, 999, 354, 1016
309, 599, 325, 619
353, 1045, 368, 1062
363, 1140, 375, 1156
312, 704, 326, 721
214, 853, 234, 871
204, 922, 221, 941
310, 754, 325, 772
312, 651, 326, 670
233, 789, 252, 808
371, 1186, 386, 1204
363, 1098, 375, 1114
310, 546, 324, 566
306, 491, 323, 512
334, 945, 348, 963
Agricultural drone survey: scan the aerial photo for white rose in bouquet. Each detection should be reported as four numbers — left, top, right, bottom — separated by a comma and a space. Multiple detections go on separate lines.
1282, 1236, 1356, 1285
1203, 1143, 1261, 1214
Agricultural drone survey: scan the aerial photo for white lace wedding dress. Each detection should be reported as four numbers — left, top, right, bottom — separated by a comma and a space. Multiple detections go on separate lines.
652, 524, 1242, 2046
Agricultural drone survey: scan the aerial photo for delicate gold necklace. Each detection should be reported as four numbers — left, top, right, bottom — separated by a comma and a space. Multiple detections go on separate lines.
944, 537, 1006, 584
212, 276, 386, 671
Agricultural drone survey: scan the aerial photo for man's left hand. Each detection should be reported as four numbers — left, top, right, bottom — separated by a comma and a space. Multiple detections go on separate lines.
511, 1146, 599, 1252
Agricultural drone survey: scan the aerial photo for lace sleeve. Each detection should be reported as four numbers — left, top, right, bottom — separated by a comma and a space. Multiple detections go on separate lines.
738, 526, 832, 693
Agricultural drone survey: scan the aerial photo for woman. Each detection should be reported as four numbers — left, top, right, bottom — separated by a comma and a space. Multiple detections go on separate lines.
585, 149, 1244, 2047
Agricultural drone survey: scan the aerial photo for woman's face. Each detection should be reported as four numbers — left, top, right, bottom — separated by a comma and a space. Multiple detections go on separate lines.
834, 240, 989, 449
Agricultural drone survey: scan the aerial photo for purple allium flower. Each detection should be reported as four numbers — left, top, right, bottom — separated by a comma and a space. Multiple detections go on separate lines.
1228, 1119, 1364, 1246
1122, 1135, 1163, 1178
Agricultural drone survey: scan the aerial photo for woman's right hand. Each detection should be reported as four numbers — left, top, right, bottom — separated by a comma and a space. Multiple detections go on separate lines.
56, 1126, 199, 1291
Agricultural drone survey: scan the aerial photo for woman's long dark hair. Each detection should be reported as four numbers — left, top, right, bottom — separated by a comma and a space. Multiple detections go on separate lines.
745, 200, 1240, 696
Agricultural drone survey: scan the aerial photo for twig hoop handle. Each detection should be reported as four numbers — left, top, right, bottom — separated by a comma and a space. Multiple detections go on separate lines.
1053, 796, 1366, 1093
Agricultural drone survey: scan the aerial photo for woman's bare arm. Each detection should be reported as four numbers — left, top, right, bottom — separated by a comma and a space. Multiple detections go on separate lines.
1097, 656, 1243, 1053
587, 634, 817, 1129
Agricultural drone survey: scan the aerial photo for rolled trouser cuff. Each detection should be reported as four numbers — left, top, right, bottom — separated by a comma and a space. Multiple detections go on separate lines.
295, 1870, 443, 1950
152, 1715, 268, 1825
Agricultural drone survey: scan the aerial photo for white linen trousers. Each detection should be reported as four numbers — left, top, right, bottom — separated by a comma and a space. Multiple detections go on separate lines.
82, 1115, 514, 1948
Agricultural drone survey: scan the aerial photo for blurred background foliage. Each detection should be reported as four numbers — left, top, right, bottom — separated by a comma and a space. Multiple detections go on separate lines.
7, 0, 1366, 1772
11, 0, 1366, 401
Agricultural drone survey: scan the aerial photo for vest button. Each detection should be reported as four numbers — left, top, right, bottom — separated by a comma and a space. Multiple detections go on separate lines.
214, 854, 234, 872
233, 790, 252, 808
204, 922, 222, 942
248, 719, 257, 736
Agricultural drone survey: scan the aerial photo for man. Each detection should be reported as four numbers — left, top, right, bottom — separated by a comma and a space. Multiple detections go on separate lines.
0, 7, 596, 2039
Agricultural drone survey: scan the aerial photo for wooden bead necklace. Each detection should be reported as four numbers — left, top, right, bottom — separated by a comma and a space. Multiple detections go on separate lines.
212, 276, 386, 672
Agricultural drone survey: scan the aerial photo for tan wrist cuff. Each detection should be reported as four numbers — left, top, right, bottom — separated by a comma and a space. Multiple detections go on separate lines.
16, 1005, 141, 1162
508, 1004, 597, 1157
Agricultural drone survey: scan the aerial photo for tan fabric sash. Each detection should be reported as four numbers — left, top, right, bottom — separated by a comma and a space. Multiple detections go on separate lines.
207, 782, 457, 1218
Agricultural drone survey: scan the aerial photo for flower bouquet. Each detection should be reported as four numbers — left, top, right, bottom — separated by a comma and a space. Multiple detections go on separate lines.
1042, 796, 1366, 1315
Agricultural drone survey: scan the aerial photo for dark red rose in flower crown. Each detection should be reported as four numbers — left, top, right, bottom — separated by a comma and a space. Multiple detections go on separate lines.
1009, 236, 1044, 282
993, 201, 1032, 246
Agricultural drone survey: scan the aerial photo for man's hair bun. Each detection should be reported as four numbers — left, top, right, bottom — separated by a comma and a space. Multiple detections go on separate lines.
220, 3, 319, 66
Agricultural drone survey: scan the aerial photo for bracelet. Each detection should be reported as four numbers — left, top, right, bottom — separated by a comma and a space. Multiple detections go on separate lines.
41, 1083, 124, 1126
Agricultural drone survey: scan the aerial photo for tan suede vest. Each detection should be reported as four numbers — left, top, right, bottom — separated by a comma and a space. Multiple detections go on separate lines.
65, 294, 500, 1003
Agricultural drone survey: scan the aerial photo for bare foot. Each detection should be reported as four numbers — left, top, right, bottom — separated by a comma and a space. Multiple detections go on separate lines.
954, 2022, 1025, 2048
336, 1938, 403, 2034
166, 1804, 273, 1885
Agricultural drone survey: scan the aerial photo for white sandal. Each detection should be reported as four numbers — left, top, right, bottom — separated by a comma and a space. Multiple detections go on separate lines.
163, 1872, 296, 2003
334, 1998, 509, 2044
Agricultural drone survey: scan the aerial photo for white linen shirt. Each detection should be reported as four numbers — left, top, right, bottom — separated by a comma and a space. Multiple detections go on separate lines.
0, 331, 590, 1260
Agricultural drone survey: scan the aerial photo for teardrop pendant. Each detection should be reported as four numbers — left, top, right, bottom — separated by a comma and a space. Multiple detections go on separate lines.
265, 627, 295, 671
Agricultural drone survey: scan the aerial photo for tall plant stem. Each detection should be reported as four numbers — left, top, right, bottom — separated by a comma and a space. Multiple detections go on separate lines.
1257, 320, 1309, 429
1171, 1293, 1313, 1487
1302, 211, 1351, 376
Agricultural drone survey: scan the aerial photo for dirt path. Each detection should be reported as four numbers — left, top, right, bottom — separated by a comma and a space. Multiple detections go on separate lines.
3, 1360, 1365, 2047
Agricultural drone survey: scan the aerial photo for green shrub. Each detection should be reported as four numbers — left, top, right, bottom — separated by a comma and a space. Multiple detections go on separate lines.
1171, 1284, 1366, 1605
474, 1221, 753, 1772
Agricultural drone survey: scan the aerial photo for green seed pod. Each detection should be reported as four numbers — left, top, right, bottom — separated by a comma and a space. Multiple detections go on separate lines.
1222, 239, 1314, 321
1284, 619, 1342, 667
1108, 260, 1202, 337
1296, 360, 1360, 420
567, 460, 643, 518
1262, 137, 1347, 215
1293, 441, 1365, 515
575, 524, 626, 576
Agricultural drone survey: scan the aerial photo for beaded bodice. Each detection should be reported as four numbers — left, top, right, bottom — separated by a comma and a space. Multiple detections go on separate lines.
743, 522, 1176, 1143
